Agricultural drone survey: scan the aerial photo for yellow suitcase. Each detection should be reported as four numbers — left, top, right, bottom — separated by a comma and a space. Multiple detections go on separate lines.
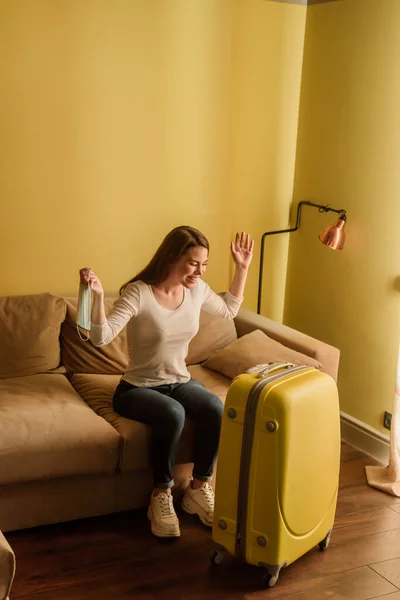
211, 362, 341, 588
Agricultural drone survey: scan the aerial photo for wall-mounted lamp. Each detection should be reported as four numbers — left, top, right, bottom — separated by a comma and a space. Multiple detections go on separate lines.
257, 200, 348, 315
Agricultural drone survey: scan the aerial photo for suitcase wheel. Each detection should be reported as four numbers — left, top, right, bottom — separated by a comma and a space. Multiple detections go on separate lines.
210, 549, 225, 565
263, 572, 279, 588
318, 530, 332, 552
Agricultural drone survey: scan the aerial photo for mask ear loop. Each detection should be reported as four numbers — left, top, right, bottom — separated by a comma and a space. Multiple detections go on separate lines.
76, 324, 90, 342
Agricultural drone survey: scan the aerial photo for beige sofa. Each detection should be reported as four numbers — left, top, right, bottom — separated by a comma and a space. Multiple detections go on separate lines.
0, 292, 340, 536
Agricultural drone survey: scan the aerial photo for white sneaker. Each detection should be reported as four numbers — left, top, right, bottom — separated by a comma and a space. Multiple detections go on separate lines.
147, 492, 180, 538
181, 480, 215, 527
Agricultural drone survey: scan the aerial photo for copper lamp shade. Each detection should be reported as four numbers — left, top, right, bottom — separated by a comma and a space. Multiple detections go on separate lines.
319, 214, 347, 250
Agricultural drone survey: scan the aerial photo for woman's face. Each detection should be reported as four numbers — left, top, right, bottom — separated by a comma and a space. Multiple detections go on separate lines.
169, 246, 208, 288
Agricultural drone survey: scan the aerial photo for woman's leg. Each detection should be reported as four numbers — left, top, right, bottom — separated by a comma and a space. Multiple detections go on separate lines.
171, 379, 223, 482
113, 380, 185, 538
171, 379, 223, 526
113, 380, 186, 490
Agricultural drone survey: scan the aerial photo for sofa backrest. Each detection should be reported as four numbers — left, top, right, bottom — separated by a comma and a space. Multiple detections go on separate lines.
61, 297, 129, 375
0, 293, 66, 379
186, 310, 237, 365
60, 296, 238, 375
234, 306, 340, 382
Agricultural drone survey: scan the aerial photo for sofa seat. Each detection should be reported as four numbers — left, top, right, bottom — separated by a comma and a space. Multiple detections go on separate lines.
0, 374, 121, 486
187, 365, 232, 401
70, 365, 232, 473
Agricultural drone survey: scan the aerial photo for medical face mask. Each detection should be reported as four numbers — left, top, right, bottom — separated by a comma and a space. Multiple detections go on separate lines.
76, 283, 91, 341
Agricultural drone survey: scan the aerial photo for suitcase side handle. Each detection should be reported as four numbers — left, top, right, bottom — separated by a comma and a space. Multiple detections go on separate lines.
245, 362, 295, 378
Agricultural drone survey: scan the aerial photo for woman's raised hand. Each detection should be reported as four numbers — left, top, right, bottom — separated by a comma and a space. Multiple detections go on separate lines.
230, 232, 254, 270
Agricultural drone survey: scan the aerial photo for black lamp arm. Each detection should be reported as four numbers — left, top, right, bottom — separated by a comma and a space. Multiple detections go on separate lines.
257, 201, 347, 314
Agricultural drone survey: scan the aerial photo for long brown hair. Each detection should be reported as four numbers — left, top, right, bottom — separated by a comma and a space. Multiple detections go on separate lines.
119, 225, 209, 295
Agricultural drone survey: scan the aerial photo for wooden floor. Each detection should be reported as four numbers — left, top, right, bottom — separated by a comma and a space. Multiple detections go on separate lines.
6, 443, 400, 600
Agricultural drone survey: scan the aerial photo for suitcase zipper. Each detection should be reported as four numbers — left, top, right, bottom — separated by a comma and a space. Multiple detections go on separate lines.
235, 365, 309, 560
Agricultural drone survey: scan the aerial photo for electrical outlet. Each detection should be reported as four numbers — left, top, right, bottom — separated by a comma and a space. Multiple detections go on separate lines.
384, 411, 392, 431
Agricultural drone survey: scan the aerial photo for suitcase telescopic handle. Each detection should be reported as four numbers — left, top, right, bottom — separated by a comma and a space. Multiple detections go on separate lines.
259, 362, 295, 377
246, 362, 295, 378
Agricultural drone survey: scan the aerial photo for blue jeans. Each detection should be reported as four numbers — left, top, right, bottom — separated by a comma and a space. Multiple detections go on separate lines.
113, 379, 224, 489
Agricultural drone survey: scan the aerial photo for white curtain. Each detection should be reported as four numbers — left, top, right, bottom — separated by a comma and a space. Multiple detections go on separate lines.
365, 348, 400, 496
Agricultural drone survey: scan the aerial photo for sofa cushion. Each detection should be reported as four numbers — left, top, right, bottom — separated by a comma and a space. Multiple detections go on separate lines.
0, 374, 120, 485
203, 329, 322, 379
69, 374, 192, 471
61, 298, 128, 375
0, 293, 66, 379
186, 310, 237, 366
70, 366, 231, 472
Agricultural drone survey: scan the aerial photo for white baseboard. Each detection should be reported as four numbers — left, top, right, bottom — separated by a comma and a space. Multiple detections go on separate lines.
340, 412, 390, 465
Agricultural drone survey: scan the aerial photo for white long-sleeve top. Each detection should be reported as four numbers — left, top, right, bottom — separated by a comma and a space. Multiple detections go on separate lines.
90, 279, 242, 387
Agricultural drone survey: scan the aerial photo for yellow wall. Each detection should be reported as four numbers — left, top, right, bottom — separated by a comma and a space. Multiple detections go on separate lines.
284, 0, 400, 432
0, 0, 234, 296
2, 0, 394, 433
229, 0, 306, 318
0, 0, 305, 311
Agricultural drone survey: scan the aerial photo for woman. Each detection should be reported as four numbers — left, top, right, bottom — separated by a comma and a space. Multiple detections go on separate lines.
80, 225, 253, 538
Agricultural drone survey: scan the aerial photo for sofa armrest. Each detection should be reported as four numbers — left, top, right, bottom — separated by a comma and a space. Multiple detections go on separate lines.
234, 307, 340, 382
0, 531, 15, 600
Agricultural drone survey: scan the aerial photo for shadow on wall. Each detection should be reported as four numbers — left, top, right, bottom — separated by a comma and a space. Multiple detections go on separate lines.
394, 277, 400, 293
